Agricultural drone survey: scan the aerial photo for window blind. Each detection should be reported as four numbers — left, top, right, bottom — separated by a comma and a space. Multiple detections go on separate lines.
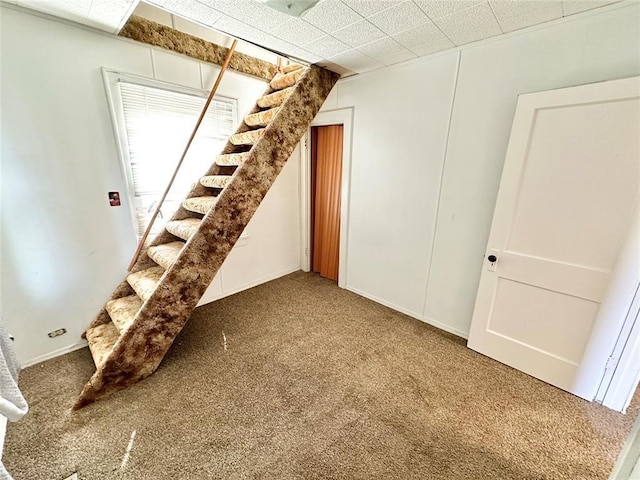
118, 81, 237, 239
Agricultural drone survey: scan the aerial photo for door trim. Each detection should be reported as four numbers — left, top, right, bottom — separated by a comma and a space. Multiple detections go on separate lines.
590, 201, 640, 412
301, 108, 354, 289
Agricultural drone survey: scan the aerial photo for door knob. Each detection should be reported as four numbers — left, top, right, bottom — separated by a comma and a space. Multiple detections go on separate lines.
487, 255, 497, 263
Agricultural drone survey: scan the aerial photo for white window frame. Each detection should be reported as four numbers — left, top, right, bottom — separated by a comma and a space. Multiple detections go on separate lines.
101, 68, 239, 242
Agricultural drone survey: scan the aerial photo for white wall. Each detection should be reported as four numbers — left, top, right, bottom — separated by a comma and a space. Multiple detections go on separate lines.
199, 146, 301, 305
329, 53, 459, 326
0, 5, 301, 366
323, 3, 640, 337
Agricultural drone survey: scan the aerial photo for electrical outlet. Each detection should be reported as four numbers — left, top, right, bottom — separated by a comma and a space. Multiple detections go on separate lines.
48, 328, 67, 338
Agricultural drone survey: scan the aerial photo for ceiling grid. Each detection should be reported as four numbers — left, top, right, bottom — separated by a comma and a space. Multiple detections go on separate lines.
10, 0, 624, 75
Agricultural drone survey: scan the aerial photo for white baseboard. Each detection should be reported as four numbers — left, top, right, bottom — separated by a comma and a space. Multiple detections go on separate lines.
345, 284, 469, 339
22, 268, 301, 367
21, 341, 87, 369
200, 265, 302, 305
21, 270, 468, 367
421, 314, 469, 340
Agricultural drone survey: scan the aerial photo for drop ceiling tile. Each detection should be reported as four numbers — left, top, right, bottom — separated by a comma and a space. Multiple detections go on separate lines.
332, 19, 386, 47
214, 19, 320, 65
212, 14, 247, 33
282, 44, 324, 63
245, 30, 322, 63
433, 2, 502, 44
392, 21, 447, 48
271, 17, 326, 45
304, 35, 351, 57
214, 15, 267, 43
410, 37, 455, 55
328, 48, 367, 62
490, 0, 559, 18
329, 48, 385, 72
341, 0, 403, 17
197, 0, 250, 13
89, 0, 134, 16
283, 50, 321, 64
173, 15, 229, 43
196, 0, 233, 9
17, 0, 89, 14
494, 4, 563, 32
17, 0, 90, 22
163, 0, 223, 26
133, 2, 174, 26
562, 0, 618, 15
267, 38, 312, 61
357, 36, 406, 57
88, 0, 136, 31
449, 27, 501, 45
378, 49, 418, 66
302, 0, 365, 33
209, 0, 289, 31
367, 1, 431, 35
414, 0, 485, 19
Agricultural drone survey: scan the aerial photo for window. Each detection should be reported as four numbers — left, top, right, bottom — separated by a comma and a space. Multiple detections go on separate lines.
104, 70, 237, 240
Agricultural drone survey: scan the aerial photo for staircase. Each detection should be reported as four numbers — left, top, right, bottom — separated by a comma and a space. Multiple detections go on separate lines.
74, 64, 339, 409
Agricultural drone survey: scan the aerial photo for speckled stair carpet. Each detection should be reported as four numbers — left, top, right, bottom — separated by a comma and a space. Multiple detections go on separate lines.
75, 64, 339, 409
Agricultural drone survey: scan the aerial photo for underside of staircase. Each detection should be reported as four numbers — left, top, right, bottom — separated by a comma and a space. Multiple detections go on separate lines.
74, 64, 338, 409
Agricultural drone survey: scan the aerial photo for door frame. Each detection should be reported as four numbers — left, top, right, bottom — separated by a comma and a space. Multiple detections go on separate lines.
598, 284, 640, 412
590, 201, 640, 412
300, 108, 354, 288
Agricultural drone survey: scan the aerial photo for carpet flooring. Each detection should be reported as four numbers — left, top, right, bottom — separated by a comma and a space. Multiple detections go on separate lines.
4, 271, 638, 479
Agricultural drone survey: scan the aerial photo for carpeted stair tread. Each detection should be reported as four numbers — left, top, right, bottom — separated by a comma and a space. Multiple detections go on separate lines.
182, 196, 218, 215
200, 175, 232, 189
105, 295, 143, 333
165, 218, 201, 241
229, 129, 265, 146
257, 87, 294, 108
283, 64, 303, 73
127, 266, 165, 301
270, 69, 303, 90
147, 241, 185, 270
86, 322, 120, 367
215, 152, 249, 167
76, 65, 338, 410
245, 107, 280, 127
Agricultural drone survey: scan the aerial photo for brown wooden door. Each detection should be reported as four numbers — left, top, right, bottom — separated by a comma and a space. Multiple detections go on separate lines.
311, 125, 343, 282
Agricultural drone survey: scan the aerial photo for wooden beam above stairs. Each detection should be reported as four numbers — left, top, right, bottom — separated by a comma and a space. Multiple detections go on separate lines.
119, 15, 278, 81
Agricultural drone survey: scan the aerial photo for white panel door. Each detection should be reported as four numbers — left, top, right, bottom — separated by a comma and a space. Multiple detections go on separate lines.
468, 76, 640, 400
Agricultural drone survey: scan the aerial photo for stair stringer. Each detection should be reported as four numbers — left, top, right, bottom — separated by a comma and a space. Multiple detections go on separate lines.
82, 70, 313, 335
74, 66, 338, 409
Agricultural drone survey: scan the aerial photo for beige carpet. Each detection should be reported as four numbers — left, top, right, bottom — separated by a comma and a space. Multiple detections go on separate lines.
4, 272, 638, 479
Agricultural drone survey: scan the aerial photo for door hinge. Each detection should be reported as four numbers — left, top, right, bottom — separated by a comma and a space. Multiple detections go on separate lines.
605, 356, 618, 370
